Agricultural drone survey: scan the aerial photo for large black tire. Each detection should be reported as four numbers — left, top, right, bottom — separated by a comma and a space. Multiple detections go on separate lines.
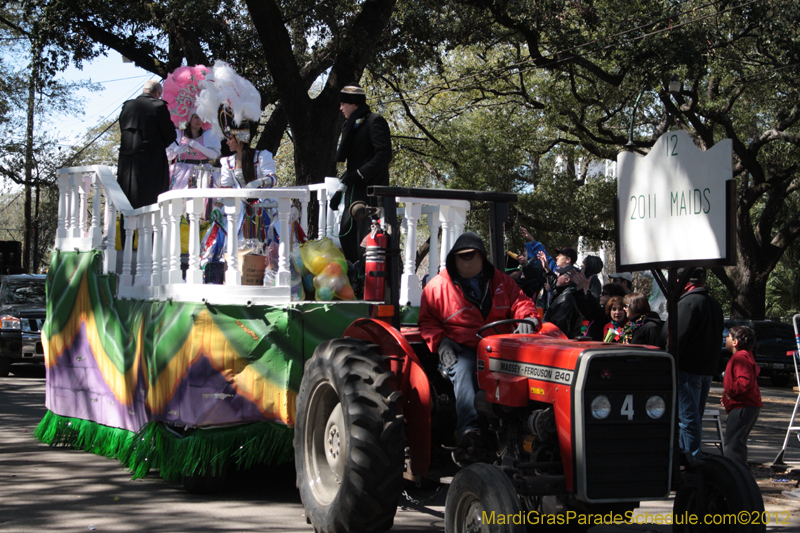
445, 463, 525, 533
294, 338, 406, 533
0, 356, 10, 377
673, 455, 765, 533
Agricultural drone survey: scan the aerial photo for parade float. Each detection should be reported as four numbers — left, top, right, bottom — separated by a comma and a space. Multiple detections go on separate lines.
35, 163, 473, 490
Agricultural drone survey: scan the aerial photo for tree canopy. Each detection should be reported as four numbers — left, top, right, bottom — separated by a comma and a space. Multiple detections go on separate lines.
10, 0, 800, 317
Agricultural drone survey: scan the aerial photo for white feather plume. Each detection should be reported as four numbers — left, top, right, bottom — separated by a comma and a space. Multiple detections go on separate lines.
196, 60, 261, 141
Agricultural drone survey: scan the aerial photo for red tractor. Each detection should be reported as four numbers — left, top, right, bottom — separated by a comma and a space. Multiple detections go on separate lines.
294, 187, 764, 533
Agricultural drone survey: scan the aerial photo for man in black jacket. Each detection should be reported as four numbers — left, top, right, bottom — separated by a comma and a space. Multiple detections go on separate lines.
117, 80, 177, 209
329, 85, 392, 264
544, 264, 583, 339
664, 267, 724, 460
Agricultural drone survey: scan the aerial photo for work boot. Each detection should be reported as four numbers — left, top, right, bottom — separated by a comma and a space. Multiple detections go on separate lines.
451, 430, 487, 467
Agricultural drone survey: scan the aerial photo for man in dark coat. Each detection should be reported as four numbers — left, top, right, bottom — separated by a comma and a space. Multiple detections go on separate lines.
117, 80, 177, 209
662, 267, 724, 460
329, 85, 392, 264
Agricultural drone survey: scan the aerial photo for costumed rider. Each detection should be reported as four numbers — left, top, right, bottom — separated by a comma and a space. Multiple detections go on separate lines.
418, 232, 541, 464
329, 85, 392, 265
195, 61, 277, 191
163, 65, 221, 190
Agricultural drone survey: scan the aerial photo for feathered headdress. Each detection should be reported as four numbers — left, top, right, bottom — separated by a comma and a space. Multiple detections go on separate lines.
196, 61, 261, 144
162, 65, 212, 130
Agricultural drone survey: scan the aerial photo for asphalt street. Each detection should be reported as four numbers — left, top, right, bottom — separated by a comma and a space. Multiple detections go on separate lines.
2, 364, 800, 532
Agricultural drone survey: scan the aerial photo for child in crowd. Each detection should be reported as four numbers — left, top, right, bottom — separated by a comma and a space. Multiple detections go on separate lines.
721, 325, 762, 466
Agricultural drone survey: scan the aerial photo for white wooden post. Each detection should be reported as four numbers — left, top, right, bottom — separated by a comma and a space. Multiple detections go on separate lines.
185, 197, 204, 284
135, 213, 152, 287
103, 202, 117, 275
439, 205, 455, 272
69, 173, 82, 239
120, 214, 135, 288
224, 198, 241, 286
452, 206, 467, 241
316, 190, 327, 239
299, 197, 309, 238
160, 203, 170, 282
150, 209, 162, 286
276, 198, 291, 287
400, 202, 422, 306
168, 199, 185, 284
428, 210, 441, 280
89, 177, 103, 246
78, 176, 90, 237
57, 174, 69, 241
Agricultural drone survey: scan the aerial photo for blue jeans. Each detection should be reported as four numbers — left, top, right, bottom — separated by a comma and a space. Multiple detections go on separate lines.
678, 371, 712, 459
444, 346, 480, 439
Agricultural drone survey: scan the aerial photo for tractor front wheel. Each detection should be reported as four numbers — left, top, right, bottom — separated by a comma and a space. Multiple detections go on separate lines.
445, 463, 526, 533
673, 455, 765, 533
294, 338, 406, 533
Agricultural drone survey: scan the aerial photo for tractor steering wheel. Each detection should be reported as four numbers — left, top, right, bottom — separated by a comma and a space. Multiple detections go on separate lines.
477, 318, 539, 339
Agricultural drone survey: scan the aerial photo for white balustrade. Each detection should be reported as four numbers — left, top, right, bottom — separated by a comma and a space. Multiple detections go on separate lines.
55, 165, 475, 307
307, 183, 329, 240
397, 197, 470, 307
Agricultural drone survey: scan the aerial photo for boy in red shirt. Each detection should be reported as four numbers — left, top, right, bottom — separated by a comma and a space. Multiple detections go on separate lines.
721, 325, 763, 466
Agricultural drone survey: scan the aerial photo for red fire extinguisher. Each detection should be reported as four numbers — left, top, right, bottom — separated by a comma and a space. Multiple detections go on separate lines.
364, 227, 387, 301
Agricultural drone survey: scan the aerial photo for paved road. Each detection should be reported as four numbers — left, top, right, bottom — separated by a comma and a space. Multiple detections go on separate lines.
2, 364, 800, 532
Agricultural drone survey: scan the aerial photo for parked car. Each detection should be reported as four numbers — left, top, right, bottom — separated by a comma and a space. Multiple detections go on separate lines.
719, 319, 798, 387
0, 274, 47, 377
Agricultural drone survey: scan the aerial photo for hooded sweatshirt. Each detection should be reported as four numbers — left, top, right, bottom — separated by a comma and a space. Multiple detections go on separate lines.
721, 349, 763, 413
419, 232, 540, 352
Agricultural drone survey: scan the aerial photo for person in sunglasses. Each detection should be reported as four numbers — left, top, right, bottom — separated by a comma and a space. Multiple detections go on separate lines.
543, 264, 584, 339
419, 232, 541, 463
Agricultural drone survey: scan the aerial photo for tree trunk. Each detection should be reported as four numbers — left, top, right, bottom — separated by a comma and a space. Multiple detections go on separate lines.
717, 215, 775, 319
292, 97, 342, 186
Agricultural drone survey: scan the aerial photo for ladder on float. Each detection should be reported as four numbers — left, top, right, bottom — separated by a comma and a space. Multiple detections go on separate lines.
773, 314, 800, 466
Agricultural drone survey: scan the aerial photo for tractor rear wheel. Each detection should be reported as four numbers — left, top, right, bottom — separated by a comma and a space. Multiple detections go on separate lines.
445, 463, 525, 533
673, 455, 765, 532
294, 338, 406, 533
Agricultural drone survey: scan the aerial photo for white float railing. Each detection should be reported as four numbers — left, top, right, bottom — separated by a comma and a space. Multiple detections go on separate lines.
56, 165, 132, 274
113, 188, 310, 305
397, 198, 470, 306
55, 166, 471, 307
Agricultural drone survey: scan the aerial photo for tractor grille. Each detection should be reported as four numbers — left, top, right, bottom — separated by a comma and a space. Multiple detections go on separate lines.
578, 352, 674, 501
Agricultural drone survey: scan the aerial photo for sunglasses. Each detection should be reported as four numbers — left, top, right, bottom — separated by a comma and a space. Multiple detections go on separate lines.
457, 250, 478, 261
624, 304, 630, 308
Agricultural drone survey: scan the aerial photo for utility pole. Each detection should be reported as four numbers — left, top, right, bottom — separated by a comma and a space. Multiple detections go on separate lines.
23, 21, 40, 274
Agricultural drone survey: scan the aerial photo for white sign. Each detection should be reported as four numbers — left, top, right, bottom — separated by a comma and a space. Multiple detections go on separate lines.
616, 131, 732, 268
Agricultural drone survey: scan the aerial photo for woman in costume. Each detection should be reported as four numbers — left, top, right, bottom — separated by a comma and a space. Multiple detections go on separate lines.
196, 61, 277, 190
167, 113, 221, 189
162, 65, 221, 189
218, 124, 277, 189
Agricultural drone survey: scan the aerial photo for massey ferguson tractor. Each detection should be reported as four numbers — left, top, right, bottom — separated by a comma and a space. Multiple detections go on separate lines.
294, 187, 764, 533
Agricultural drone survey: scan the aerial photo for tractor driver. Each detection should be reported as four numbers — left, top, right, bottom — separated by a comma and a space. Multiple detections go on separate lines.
419, 232, 541, 462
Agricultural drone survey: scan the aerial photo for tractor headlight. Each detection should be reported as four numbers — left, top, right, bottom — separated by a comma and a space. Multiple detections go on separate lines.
646, 396, 666, 419
1, 315, 20, 330
590, 395, 611, 419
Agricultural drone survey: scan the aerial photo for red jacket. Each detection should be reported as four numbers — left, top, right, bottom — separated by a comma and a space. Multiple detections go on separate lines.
419, 268, 540, 352
721, 349, 763, 413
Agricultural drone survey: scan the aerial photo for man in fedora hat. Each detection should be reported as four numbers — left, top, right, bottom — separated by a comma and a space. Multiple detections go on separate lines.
329, 85, 392, 264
